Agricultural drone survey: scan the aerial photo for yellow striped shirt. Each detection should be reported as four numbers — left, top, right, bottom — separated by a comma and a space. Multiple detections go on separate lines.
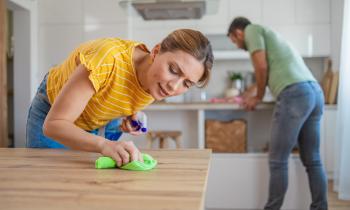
46, 38, 154, 131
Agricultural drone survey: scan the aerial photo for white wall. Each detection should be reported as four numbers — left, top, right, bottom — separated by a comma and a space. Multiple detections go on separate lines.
37, 0, 129, 81
331, 0, 345, 70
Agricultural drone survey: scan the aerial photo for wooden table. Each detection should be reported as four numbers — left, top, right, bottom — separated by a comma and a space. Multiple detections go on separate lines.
0, 148, 211, 210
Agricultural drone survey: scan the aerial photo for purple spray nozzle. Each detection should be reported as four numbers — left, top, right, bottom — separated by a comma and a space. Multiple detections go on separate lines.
130, 112, 147, 133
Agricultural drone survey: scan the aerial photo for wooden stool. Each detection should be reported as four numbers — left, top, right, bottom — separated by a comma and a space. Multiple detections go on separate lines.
147, 131, 182, 149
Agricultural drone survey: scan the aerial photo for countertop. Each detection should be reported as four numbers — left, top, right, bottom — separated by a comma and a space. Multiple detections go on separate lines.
146, 102, 337, 111
0, 148, 211, 210
146, 102, 275, 110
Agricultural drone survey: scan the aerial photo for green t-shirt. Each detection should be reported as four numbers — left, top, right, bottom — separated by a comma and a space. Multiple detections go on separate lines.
244, 24, 316, 97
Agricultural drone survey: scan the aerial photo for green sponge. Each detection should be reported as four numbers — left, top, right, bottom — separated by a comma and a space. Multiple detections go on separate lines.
95, 153, 157, 171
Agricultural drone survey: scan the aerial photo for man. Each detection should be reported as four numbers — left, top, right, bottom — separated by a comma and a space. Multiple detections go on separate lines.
227, 17, 328, 210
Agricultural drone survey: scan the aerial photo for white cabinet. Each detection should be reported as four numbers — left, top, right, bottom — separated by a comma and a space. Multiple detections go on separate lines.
295, 0, 330, 24
320, 107, 337, 179
205, 153, 311, 210
261, 0, 331, 56
262, 0, 296, 24
224, 0, 331, 57
271, 24, 331, 57
227, 0, 263, 24
197, 0, 229, 34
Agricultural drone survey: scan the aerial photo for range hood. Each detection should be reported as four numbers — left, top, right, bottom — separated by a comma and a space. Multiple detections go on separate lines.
130, 0, 206, 20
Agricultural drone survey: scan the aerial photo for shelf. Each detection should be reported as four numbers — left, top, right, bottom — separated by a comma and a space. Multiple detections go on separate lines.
213, 50, 250, 60
213, 51, 329, 61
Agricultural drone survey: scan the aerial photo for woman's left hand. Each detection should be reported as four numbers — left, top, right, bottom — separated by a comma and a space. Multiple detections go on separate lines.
119, 114, 144, 136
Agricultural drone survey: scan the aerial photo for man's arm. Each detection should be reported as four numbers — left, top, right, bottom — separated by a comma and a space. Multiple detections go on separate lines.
241, 50, 268, 111
250, 50, 268, 100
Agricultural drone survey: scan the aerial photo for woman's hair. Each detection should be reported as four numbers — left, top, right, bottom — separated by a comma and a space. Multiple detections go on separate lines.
160, 29, 213, 88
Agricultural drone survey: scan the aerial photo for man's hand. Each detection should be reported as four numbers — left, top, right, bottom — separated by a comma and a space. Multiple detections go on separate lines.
98, 140, 143, 167
242, 96, 261, 111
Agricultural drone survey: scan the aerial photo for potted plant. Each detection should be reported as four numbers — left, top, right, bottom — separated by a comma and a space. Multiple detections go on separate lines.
225, 72, 243, 98
229, 72, 243, 90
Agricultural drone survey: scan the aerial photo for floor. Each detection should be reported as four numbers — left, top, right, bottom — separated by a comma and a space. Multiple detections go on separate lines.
328, 181, 350, 210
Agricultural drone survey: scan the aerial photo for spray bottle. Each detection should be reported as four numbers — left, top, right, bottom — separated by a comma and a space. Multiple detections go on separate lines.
130, 112, 147, 133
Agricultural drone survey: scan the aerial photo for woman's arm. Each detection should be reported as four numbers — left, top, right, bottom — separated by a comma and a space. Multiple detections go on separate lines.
43, 64, 142, 166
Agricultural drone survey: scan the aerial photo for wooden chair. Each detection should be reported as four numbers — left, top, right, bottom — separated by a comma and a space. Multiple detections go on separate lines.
147, 131, 182, 149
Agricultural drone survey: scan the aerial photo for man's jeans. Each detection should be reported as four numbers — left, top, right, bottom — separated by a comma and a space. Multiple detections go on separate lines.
264, 81, 328, 210
26, 74, 122, 148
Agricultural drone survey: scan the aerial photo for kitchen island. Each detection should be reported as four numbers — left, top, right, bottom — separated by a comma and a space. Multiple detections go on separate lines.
0, 148, 211, 210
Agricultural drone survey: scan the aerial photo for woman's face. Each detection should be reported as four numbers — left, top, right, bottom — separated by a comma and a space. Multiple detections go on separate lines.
146, 48, 204, 101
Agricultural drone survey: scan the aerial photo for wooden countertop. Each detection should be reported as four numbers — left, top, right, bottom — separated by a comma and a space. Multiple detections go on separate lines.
147, 102, 275, 110
0, 148, 211, 210
146, 102, 337, 111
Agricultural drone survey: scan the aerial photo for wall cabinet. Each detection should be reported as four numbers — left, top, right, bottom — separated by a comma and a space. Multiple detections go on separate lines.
37, 0, 332, 71
128, 0, 331, 57
196, 0, 230, 34
228, 0, 263, 24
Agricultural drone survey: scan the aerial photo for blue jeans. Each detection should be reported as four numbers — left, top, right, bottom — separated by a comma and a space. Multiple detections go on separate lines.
26, 74, 123, 148
264, 81, 328, 210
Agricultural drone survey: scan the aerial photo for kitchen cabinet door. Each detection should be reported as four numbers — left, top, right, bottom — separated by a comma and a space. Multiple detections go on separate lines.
205, 154, 310, 209
296, 0, 330, 24
269, 24, 330, 57
227, 0, 263, 24
262, 0, 295, 25
320, 108, 337, 178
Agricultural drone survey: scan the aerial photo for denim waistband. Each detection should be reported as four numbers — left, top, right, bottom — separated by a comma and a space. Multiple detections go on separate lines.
36, 73, 50, 103
278, 81, 322, 98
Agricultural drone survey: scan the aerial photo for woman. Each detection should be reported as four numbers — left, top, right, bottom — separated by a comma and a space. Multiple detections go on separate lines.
26, 29, 213, 167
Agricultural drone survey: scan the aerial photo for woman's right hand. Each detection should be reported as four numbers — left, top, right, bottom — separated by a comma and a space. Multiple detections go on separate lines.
98, 140, 143, 167
119, 115, 142, 136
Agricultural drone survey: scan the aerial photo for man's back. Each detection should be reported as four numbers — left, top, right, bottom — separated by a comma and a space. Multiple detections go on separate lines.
244, 24, 316, 97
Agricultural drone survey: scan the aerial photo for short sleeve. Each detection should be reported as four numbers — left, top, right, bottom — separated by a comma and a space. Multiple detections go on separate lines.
79, 39, 116, 92
244, 25, 266, 54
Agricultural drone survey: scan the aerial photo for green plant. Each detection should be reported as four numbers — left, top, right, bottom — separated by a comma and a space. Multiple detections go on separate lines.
229, 72, 243, 81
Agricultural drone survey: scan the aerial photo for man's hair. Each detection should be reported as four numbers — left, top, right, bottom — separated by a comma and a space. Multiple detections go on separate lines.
227, 17, 251, 36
